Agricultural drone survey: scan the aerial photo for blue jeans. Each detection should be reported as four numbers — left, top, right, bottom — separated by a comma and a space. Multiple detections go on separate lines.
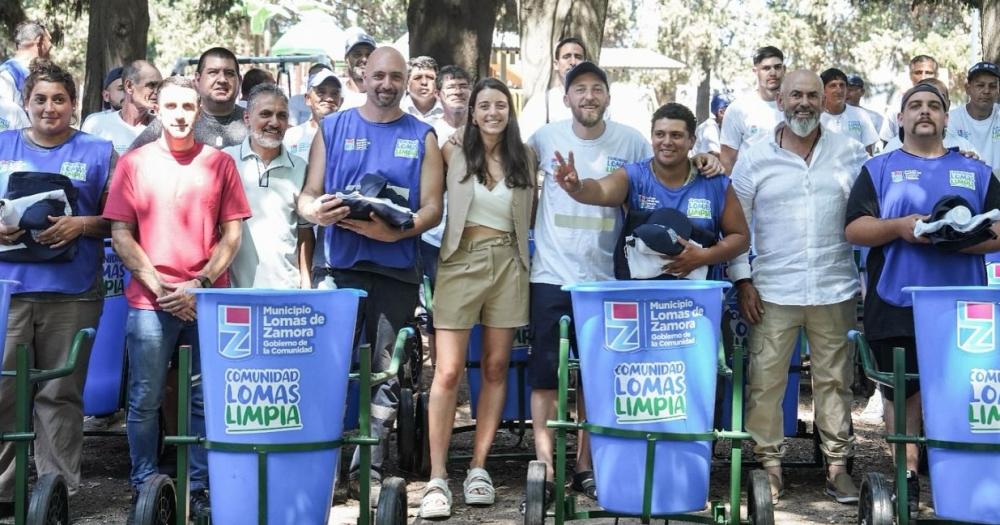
125, 308, 207, 490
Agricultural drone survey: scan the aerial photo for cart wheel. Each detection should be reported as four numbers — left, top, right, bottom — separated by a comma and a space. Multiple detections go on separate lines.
416, 391, 431, 477
26, 473, 69, 525
404, 325, 423, 390
374, 476, 407, 525
130, 474, 177, 525
746, 470, 774, 525
397, 388, 416, 472
524, 460, 547, 525
858, 472, 893, 525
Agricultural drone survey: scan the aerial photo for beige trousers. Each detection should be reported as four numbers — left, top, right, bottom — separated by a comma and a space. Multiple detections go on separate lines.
745, 299, 856, 467
0, 299, 101, 500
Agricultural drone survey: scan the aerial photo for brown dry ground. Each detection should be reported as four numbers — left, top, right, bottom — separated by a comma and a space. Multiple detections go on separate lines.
0, 363, 936, 525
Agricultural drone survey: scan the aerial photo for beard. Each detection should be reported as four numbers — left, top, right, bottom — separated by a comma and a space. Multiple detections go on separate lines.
786, 112, 820, 137
252, 129, 283, 149
372, 88, 400, 108
571, 104, 606, 128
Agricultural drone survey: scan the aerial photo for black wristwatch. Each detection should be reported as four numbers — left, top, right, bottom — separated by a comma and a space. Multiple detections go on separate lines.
196, 275, 212, 288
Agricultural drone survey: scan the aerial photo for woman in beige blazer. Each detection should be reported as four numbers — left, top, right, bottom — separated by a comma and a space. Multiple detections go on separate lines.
420, 78, 537, 518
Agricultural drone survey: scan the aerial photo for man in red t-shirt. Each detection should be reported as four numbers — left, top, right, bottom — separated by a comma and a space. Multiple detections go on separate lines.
104, 76, 251, 519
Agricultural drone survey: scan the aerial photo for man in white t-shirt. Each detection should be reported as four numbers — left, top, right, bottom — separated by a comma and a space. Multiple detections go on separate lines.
281, 69, 342, 288
846, 74, 892, 145
81, 60, 162, 154
694, 92, 730, 156
283, 70, 342, 159
288, 63, 331, 126
820, 68, 879, 153
0, 21, 51, 107
0, 99, 28, 132
422, 65, 471, 259
340, 30, 376, 111
720, 46, 786, 174
526, 61, 652, 504
224, 84, 312, 290
401, 56, 444, 124
430, 65, 471, 147
948, 61, 1000, 171
519, 36, 602, 139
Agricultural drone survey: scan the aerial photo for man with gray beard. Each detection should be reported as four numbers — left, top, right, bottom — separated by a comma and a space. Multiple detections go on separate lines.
728, 70, 867, 505
223, 83, 313, 290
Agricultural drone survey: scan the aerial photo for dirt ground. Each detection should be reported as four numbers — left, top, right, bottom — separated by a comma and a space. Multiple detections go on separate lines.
1, 363, 934, 525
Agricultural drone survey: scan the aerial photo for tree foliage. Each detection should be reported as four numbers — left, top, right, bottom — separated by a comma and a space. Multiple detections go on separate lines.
606, 0, 975, 118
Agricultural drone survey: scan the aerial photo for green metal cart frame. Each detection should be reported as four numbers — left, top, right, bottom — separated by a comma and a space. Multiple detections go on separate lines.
523, 316, 774, 525
850, 329, 1000, 525
1, 328, 95, 525
132, 328, 413, 525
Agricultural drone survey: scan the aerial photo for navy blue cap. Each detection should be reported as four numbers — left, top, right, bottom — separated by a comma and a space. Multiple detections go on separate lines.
711, 93, 731, 115
345, 32, 376, 56
632, 208, 691, 256
564, 61, 609, 93
103, 66, 123, 89
846, 74, 864, 87
968, 61, 1000, 82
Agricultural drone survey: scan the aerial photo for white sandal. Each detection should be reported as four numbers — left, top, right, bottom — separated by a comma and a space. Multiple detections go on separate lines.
463, 467, 495, 506
420, 477, 452, 519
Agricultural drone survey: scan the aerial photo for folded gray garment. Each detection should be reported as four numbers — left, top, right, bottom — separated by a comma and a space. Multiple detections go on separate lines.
914, 206, 1000, 236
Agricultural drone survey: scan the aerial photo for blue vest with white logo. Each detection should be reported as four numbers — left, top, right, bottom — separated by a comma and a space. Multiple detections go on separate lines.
625, 159, 728, 236
321, 108, 432, 270
0, 130, 113, 294
868, 149, 991, 307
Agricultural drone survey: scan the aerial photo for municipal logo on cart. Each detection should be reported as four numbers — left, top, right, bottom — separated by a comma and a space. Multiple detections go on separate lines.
968, 368, 1000, 432
219, 305, 253, 359
989, 263, 1000, 286
957, 301, 996, 354
605, 301, 640, 352
613, 361, 687, 423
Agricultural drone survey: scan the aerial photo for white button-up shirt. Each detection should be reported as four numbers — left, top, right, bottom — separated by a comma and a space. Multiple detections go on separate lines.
729, 127, 867, 306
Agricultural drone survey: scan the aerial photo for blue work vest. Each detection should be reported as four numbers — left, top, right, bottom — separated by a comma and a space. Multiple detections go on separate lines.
868, 149, 992, 306
0, 130, 113, 294
321, 108, 432, 270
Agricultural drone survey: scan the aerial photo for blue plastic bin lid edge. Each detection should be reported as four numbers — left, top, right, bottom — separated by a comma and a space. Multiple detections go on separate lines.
562, 279, 732, 293
903, 285, 994, 294
189, 287, 367, 298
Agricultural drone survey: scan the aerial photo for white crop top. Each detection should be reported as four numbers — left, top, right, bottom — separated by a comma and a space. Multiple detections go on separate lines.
465, 177, 514, 232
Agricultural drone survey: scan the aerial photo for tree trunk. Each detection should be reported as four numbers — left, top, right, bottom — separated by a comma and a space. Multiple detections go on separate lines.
407, 0, 502, 81
696, 52, 711, 123
82, 0, 149, 120
519, 0, 609, 104
984, 0, 1000, 64
0, 1, 26, 41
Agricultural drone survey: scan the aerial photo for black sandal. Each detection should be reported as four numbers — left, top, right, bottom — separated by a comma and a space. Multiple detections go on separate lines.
571, 470, 597, 500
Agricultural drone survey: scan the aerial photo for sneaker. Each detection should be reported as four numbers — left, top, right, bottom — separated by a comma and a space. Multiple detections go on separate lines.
825, 472, 859, 504
906, 470, 919, 514
190, 489, 211, 519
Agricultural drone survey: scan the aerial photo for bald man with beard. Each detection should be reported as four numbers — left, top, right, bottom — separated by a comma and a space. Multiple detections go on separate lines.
297, 46, 443, 505
730, 70, 868, 505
